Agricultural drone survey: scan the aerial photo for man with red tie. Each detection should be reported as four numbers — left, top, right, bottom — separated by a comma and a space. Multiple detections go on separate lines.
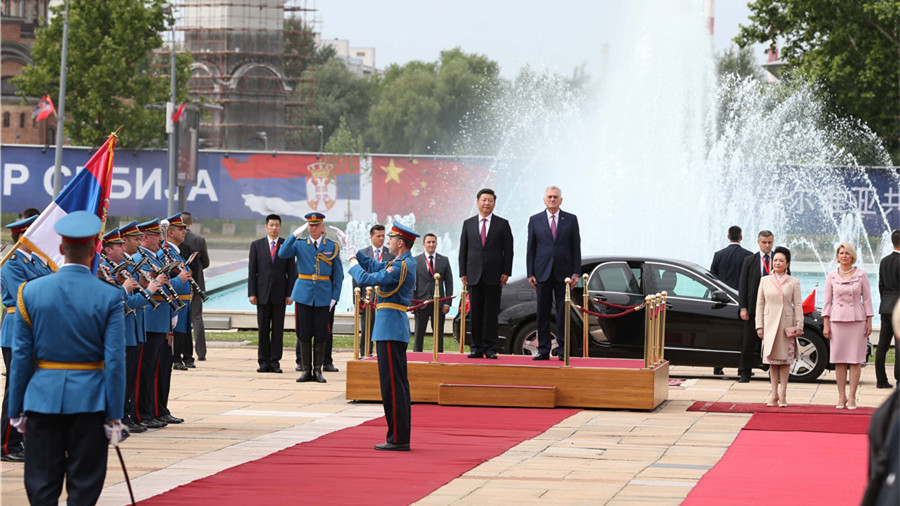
248, 215, 297, 373
526, 186, 582, 361
413, 233, 453, 352
737, 230, 776, 382
459, 189, 514, 359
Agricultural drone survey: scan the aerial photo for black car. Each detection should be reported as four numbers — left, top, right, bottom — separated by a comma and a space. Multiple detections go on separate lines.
454, 256, 846, 382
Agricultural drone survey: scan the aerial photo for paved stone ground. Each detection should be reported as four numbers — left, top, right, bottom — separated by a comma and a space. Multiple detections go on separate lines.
1, 345, 893, 505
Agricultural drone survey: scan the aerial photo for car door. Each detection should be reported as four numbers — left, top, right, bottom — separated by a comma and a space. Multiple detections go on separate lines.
585, 261, 645, 357
645, 262, 743, 367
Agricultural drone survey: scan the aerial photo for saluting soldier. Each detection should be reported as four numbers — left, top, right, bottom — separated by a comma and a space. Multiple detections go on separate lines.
1, 215, 51, 463
278, 212, 343, 383
8, 211, 126, 504
344, 222, 418, 451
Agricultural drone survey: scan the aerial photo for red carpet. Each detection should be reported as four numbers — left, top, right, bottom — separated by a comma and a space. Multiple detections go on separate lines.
744, 413, 871, 434
140, 404, 579, 505
397, 352, 646, 369
688, 400, 877, 415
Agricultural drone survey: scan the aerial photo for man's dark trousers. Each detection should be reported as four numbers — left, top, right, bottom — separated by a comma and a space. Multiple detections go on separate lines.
875, 315, 899, 384
469, 283, 501, 355
376, 340, 410, 444
536, 280, 567, 356
1, 347, 24, 455
414, 307, 445, 352
257, 301, 285, 368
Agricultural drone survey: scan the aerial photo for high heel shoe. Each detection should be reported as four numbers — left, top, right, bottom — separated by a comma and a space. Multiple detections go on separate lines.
777, 388, 787, 407
765, 392, 778, 407
847, 398, 857, 410
836, 399, 847, 409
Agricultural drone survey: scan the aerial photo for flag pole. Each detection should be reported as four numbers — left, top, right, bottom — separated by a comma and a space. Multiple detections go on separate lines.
51, 0, 70, 198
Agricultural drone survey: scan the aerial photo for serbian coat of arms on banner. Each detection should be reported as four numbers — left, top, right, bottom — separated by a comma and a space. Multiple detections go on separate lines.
306, 161, 337, 210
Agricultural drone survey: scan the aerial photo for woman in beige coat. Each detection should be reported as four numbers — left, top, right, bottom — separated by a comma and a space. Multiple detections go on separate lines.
756, 246, 803, 407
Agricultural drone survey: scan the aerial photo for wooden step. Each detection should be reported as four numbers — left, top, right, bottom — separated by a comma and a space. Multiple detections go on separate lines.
438, 383, 556, 408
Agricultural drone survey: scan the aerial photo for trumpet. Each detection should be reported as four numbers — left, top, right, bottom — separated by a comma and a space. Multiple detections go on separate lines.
98, 264, 135, 316
136, 247, 186, 312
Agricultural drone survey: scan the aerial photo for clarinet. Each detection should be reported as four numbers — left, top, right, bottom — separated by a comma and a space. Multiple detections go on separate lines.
160, 242, 209, 302
127, 256, 161, 310
136, 247, 186, 311
99, 251, 134, 277
99, 264, 136, 316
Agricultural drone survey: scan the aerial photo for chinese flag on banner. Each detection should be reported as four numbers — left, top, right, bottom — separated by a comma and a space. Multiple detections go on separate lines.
371, 157, 493, 224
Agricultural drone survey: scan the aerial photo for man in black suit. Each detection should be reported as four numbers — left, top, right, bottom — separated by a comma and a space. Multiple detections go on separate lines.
459, 189, 514, 359
413, 233, 453, 352
182, 212, 210, 362
875, 229, 899, 388
354, 225, 394, 356
710, 225, 753, 375
527, 186, 581, 361
248, 214, 297, 373
737, 230, 775, 382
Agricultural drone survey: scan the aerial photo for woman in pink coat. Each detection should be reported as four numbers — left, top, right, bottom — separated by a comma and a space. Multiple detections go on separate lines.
822, 242, 874, 410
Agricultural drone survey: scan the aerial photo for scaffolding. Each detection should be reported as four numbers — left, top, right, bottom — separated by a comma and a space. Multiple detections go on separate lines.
163, 0, 319, 151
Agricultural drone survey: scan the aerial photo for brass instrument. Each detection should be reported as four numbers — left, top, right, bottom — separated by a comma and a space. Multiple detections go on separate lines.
158, 238, 209, 302
137, 247, 186, 311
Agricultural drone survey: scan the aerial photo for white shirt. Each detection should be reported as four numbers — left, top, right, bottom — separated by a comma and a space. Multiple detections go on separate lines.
371, 243, 384, 261
546, 209, 559, 229
478, 213, 492, 236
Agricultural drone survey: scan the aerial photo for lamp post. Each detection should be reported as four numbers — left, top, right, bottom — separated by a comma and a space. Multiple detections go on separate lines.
51, 0, 70, 197
165, 5, 177, 216
316, 125, 324, 153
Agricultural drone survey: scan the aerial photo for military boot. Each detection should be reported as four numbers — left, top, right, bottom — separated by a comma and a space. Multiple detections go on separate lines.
296, 340, 313, 382
313, 341, 327, 383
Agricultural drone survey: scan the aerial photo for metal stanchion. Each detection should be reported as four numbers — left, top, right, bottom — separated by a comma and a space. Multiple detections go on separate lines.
582, 273, 589, 358
643, 294, 652, 368
459, 284, 468, 354
653, 294, 661, 365
353, 287, 361, 360
659, 292, 669, 362
364, 287, 373, 357
564, 278, 571, 367
432, 273, 441, 363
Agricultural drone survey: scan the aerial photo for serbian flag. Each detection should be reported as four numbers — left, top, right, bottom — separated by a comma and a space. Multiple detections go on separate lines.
31, 95, 56, 122
15, 133, 118, 272
802, 286, 817, 314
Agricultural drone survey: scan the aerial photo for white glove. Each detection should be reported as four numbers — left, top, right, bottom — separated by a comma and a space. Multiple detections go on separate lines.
10, 416, 26, 435
329, 299, 337, 311
105, 420, 129, 447
293, 223, 308, 238
171, 315, 178, 329
328, 226, 358, 257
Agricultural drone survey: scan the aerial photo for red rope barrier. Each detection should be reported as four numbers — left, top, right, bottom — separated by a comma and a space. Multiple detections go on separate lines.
591, 297, 643, 310
411, 295, 456, 304
574, 303, 644, 319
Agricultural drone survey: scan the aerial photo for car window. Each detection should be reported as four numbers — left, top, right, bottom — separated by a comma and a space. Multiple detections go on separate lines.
589, 262, 641, 294
648, 264, 716, 300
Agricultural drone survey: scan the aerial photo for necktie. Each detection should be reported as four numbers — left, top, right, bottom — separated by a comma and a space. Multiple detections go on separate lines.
376, 249, 381, 262
428, 255, 435, 275
270, 240, 276, 261
480, 218, 487, 246
763, 254, 770, 274
550, 214, 557, 240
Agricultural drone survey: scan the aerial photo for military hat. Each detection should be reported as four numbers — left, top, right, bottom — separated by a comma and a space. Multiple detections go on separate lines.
165, 212, 187, 227
138, 219, 161, 234
54, 211, 101, 245
304, 212, 325, 224
119, 220, 141, 237
103, 228, 125, 245
387, 222, 419, 242
5, 215, 38, 235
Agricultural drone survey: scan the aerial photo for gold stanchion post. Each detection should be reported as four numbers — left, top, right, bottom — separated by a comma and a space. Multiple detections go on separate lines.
564, 278, 572, 367
643, 295, 652, 368
652, 294, 661, 365
353, 287, 361, 360
364, 287, 373, 357
659, 291, 668, 362
459, 284, 468, 354
432, 273, 441, 363
581, 273, 589, 358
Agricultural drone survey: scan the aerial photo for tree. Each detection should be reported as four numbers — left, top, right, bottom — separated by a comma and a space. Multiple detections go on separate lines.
307, 58, 376, 151
736, 0, 900, 160
716, 45, 765, 82
13, 0, 192, 149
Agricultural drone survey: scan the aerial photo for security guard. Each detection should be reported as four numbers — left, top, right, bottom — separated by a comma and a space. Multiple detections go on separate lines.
1, 215, 47, 463
346, 222, 418, 451
278, 212, 343, 383
9, 211, 126, 504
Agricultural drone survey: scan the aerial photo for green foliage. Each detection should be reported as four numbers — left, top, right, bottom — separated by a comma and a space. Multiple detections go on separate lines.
736, 0, 900, 161
283, 17, 335, 80
716, 45, 765, 82
13, 0, 192, 149
308, 58, 376, 151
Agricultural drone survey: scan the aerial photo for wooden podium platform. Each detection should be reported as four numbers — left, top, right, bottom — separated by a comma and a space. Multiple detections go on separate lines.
346, 353, 668, 410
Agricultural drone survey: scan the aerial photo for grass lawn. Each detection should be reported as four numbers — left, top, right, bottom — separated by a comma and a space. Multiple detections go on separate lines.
207, 330, 458, 352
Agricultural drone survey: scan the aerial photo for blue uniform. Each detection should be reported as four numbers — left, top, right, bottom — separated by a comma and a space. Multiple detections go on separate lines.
133, 247, 173, 334
160, 243, 192, 333
279, 235, 343, 306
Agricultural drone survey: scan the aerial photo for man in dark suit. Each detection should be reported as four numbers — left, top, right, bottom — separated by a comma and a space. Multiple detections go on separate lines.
413, 233, 453, 352
248, 214, 297, 373
354, 225, 394, 356
709, 225, 753, 375
875, 229, 899, 388
459, 188, 514, 359
526, 186, 581, 361
181, 212, 210, 361
737, 230, 775, 382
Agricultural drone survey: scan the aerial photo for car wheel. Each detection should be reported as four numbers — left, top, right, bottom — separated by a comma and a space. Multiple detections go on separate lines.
789, 330, 827, 382
512, 320, 558, 356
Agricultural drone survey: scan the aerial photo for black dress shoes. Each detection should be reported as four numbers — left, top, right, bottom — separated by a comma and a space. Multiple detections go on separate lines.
484, 352, 498, 359
467, 352, 484, 359
323, 364, 339, 372
158, 414, 184, 424
374, 442, 410, 451
1, 451, 25, 462
737, 375, 751, 383
295, 365, 303, 372
143, 418, 167, 429
185, 361, 196, 369
257, 365, 271, 373
876, 381, 894, 389
297, 370, 313, 382
270, 366, 283, 374
532, 354, 549, 361
173, 362, 188, 371
713, 367, 724, 376
127, 422, 147, 433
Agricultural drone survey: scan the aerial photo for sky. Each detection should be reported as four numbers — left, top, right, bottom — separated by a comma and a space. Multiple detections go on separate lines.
314, 0, 765, 78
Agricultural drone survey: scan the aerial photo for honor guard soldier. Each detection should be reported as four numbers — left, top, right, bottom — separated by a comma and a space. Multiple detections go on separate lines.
278, 212, 343, 383
8, 211, 126, 505
1, 215, 51, 463
161, 213, 195, 370
344, 221, 418, 451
